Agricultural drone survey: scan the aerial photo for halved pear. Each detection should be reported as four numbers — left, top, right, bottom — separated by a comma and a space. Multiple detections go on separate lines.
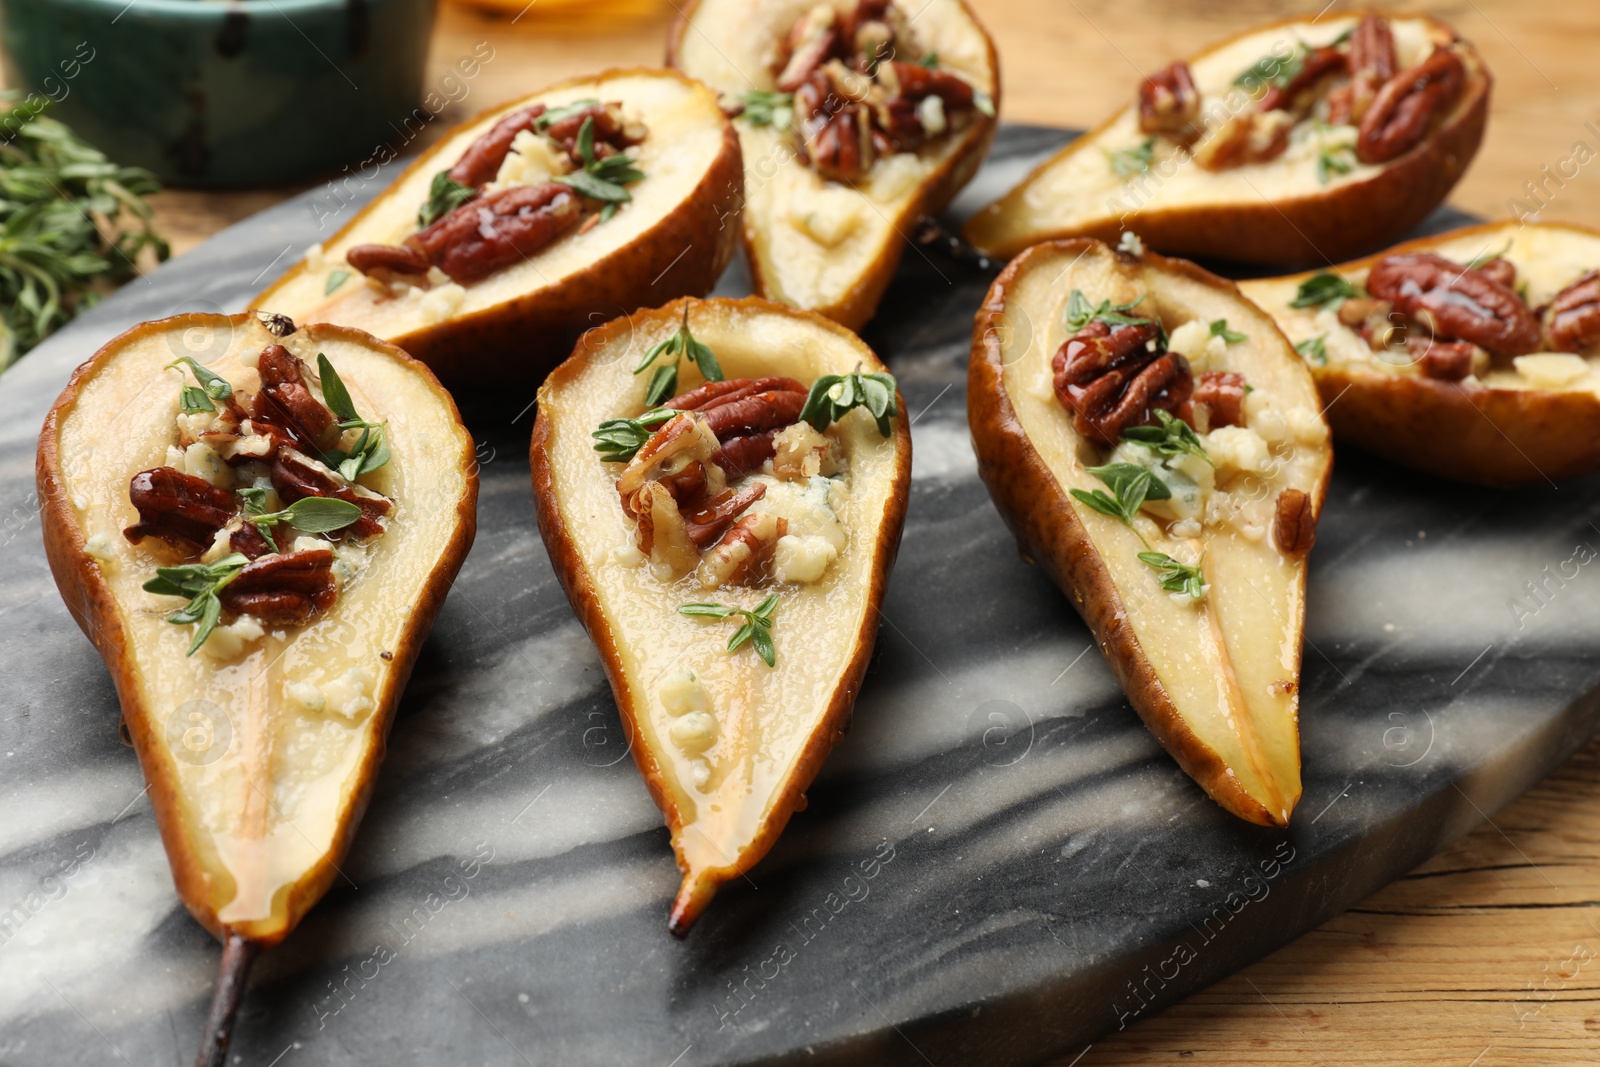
531, 297, 910, 931
36, 313, 476, 1057
668, 0, 999, 329
964, 11, 1488, 265
970, 240, 1332, 825
255, 68, 743, 386
1241, 220, 1600, 486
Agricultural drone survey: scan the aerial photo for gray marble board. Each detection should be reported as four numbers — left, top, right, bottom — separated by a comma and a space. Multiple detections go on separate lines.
2, 126, 1598, 1067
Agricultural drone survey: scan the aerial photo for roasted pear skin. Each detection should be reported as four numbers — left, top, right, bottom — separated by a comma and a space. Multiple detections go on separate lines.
36, 314, 477, 1060
969, 240, 1333, 826
667, 0, 999, 330
255, 68, 743, 387
1241, 220, 1600, 487
531, 297, 910, 932
964, 11, 1489, 266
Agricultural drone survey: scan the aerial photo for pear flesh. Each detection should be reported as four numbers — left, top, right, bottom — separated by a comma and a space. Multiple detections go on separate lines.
969, 241, 1332, 826
37, 314, 477, 945
532, 298, 910, 931
669, 0, 999, 329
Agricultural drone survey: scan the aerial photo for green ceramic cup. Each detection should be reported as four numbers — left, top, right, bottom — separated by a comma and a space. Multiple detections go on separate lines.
0, 0, 437, 187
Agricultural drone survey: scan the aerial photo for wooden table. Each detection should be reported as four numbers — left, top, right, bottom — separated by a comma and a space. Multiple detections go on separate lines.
87, 0, 1600, 1062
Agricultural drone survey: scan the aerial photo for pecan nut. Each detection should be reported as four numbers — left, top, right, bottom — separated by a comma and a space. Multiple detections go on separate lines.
1366, 252, 1540, 355
665, 376, 806, 414
124, 467, 237, 550
1258, 47, 1347, 114
714, 429, 780, 476
776, 3, 840, 92
795, 68, 876, 182
685, 484, 768, 549
253, 345, 335, 451
1328, 12, 1398, 125
1543, 271, 1600, 354
1189, 371, 1247, 430
270, 448, 390, 539
1053, 319, 1195, 445
410, 183, 585, 285
345, 243, 430, 282
697, 513, 788, 590
1192, 110, 1293, 171
1410, 337, 1480, 381
1138, 61, 1203, 144
1273, 489, 1316, 557
219, 550, 337, 626
1356, 47, 1465, 164
448, 103, 548, 187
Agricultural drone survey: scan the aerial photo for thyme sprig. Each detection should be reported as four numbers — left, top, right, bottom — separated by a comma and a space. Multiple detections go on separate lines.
555, 115, 647, 209
678, 593, 780, 666
1138, 551, 1207, 599
143, 553, 249, 656
0, 93, 168, 369
1121, 409, 1211, 465
1290, 272, 1365, 311
634, 305, 723, 407
592, 407, 679, 463
167, 356, 233, 415
799, 370, 898, 436
238, 487, 362, 545
316, 353, 390, 480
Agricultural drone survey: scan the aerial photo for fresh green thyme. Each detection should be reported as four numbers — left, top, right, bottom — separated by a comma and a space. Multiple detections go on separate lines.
555, 115, 647, 205
799, 370, 898, 436
678, 593, 779, 667
316, 353, 390, 480
168, 356, 233, 415
1289, 272, 1365, 310
238, 487, 362, 545
1138, 551, 1207, 599
1070, 462, 1171, 529
1209, 319, 1247, 344
592, 408, 679, 463
1105, 137, 1156, 179
417, 170, 476, 227
0, 93, 168, 369
143, 553, 250, 656
1121, 410, 1212, 465
634, 305, 724, 407
324, 269, 351, 296
737, 90, 795, 130
1296, 335, 1329, 365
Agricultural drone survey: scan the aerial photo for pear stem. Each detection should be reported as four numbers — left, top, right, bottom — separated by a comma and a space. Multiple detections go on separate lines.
193, 931, 259, 1067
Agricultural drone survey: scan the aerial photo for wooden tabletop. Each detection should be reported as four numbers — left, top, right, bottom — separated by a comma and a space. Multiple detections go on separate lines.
78, 0, 1600, 1062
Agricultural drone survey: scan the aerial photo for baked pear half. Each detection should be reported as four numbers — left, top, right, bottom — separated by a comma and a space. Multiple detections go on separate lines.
1240, 221, 1600, 486
970, 239, 1332, 826
255, 68, 743, 386
965, 11, 1488, 266
531, 297, 910, 932
669, 0, 999, 329
37, 313, 476, 1061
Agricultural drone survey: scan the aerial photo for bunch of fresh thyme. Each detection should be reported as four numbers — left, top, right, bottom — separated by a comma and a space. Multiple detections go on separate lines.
0, 93, 168, 369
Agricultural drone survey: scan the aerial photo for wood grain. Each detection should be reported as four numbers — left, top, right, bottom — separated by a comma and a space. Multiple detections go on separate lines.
18, 0, 1600, 1059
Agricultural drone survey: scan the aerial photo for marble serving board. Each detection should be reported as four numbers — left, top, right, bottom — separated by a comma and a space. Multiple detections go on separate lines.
3, 125, 1599, 1067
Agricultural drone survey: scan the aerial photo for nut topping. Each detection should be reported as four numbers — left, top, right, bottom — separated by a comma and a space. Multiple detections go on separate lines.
1053, 319, 1195, 445
697, 513, 788, 589
1190, 371, 1246, 430
124, 467, 237, 550
1543, 271, 1600, 355
409, 183, 584, 285
1273, 489, 1316, 556
1356, 47, 1465, 164
270, 448, 391, 540
253, 344, 336, 451
1138, 61, 1203, 145
774, 0, 985, 182
218, 550, 338, 626
1366, 251, 1540, 355
1257, 46, 1347, 114
1327, 14, 1397, 126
